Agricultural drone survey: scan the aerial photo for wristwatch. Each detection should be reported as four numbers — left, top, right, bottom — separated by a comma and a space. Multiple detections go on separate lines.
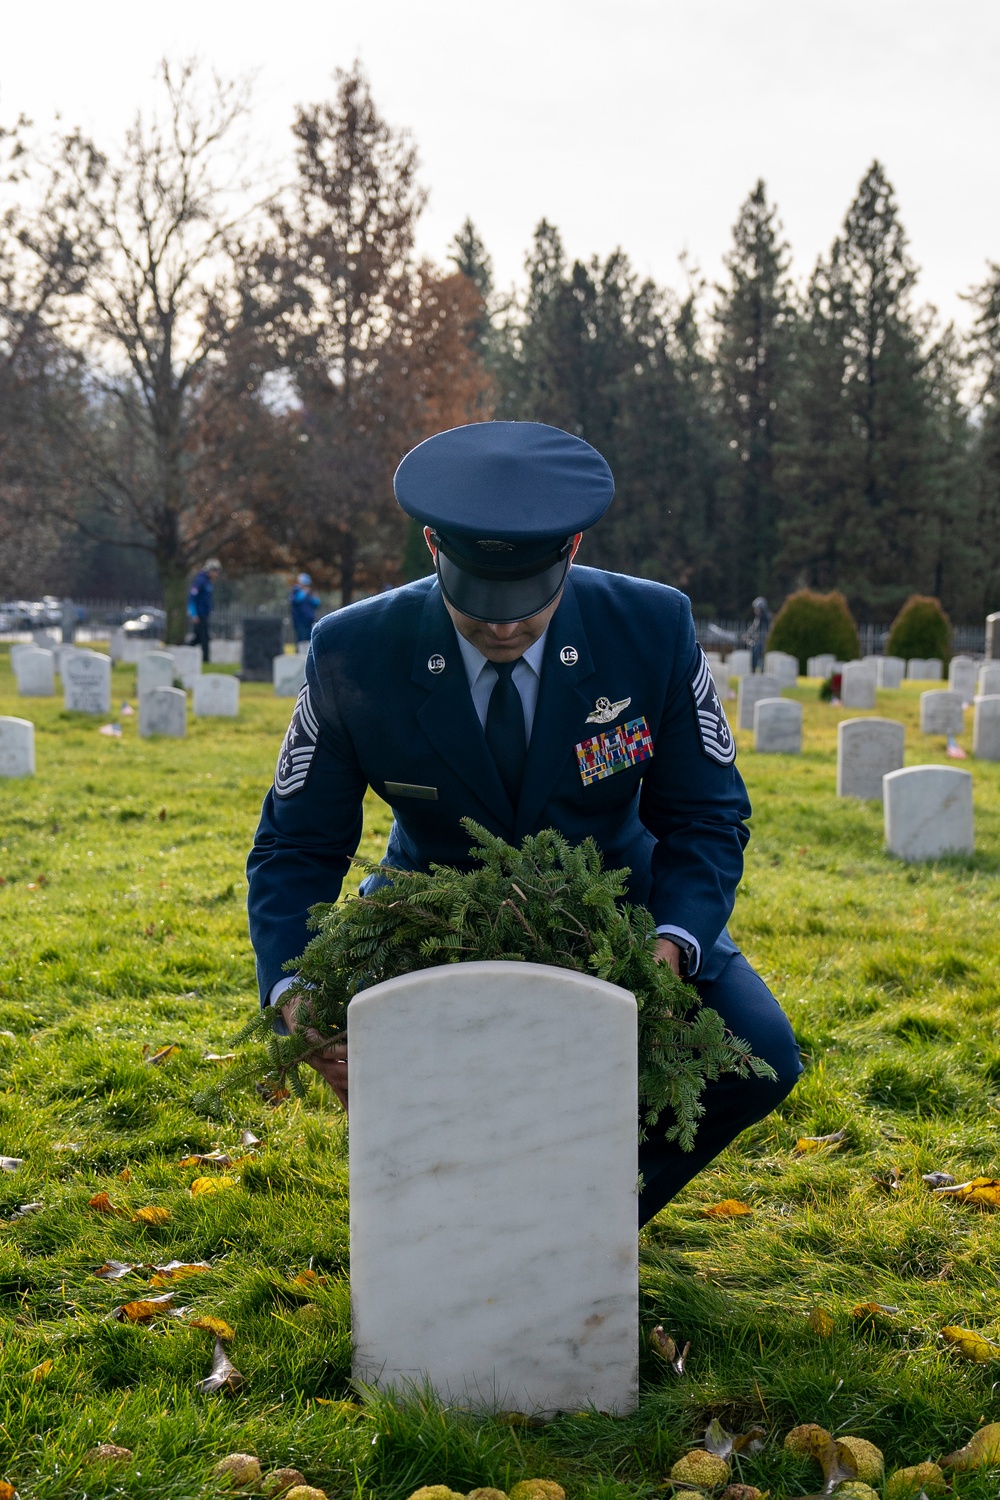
671, 937, 698, 979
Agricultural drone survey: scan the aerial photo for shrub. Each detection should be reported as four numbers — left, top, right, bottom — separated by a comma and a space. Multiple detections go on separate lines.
885, 594, 951, 663
766, 590, 860, 673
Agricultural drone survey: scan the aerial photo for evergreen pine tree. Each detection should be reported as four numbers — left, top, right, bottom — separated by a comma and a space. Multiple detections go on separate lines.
713, 181, 795, 612
967, 263, 1000, 615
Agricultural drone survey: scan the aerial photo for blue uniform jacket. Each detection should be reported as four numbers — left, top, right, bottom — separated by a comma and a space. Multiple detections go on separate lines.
187, 570, 214, 621
247, 566, 748, 1003
289, 586, 321, 638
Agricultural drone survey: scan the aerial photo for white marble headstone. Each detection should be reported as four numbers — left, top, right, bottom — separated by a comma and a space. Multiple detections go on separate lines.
948, 656, 977, 702
736, 673, 781, 731
924, 658, 943, 681
63, 650, 111, 715
349, 961, 638, 1417
840, 661, 877, 709
273, 653, 307, 696
120, 637, 164, 664
209, 639, 242, 666
977, 664, 1000, 698
764, 650, 798, 686
15, 647, 55, 697
0, 717, 34, 777
973, 695, 1000, 761
753, 698, 802, 753
137, 651, 176, 698
139, 686, 186, 738
168, 645, 203, 690
906, 658, 927, 680
920, 689, 963, 737
728, 649, 752, 678
710, 662, 733, 701
876, 656, 906, 690
837, 717, 904, 799
192, 673, 239, 717
884, 766, 973, 861
806, 653, 836, 679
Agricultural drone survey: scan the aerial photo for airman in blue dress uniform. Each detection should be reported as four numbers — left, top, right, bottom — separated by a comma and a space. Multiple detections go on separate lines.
247, 421, 801, 1225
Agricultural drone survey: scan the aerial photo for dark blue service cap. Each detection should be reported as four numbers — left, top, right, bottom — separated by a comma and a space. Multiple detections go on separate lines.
394, 421, 615, 622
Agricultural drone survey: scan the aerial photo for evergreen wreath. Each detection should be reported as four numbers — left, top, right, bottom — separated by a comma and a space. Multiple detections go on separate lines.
231, 820, 774, 1149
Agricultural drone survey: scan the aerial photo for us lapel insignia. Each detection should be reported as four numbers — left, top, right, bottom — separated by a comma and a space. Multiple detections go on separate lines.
586, 694, 632, 724
427, 654, 446, 674
575, 716, 653, 786
559, 645, 579, 665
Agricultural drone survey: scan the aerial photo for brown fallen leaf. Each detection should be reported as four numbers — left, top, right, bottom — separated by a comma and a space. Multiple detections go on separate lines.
150, 1261, 212, 1286
9, 1202, 44, 1219
702, 1199, 753, 1219
811, 1429, 857, 1494
807, 1307, 834, 1337
922, 1171, 956, 1189
940, 1326, 1000, 1362
291, 1269, 328, 1287
0, 1480, 16, 1500
143, 1043, 181, 1066
117, 1167, 132, 1183
113, 1292, 176, 1323
179, 1151, 234, 1169
94, 1261, 138, 1280
934, 1177, 1000, 1209
940, 1421, 1000, 1470
87, 1192, 128, 1216
29, 1360, 53, 1382
84, 1445, 132, 1464
852, 1301, 902, 1322
240, 1130, 262, 1148
255, 1082, 290, 1107
649, 1325, 690, 1374
872, 1165, 903, 1191
794, 1129, 846, 1156
189, 1315, 235, 1340
133, 1206, 170, 1226
196, 1336, 245, 1395
704, 1418, 735, 1458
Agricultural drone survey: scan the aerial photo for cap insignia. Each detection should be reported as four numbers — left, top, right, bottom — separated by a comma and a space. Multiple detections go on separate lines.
477, 539, 515, 551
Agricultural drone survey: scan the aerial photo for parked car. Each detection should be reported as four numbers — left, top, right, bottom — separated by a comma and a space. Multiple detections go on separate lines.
122, 608, 167, 638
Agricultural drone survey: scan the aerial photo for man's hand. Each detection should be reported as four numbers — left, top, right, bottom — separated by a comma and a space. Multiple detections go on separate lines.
280, 992, 348, 1112
654, 937, 682, 975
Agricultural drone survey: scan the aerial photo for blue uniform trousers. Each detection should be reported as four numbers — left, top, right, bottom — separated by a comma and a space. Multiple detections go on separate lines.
637, 952, 801, 1226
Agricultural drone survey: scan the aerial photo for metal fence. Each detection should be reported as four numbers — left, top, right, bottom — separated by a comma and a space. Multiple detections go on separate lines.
694, 618, 987, 657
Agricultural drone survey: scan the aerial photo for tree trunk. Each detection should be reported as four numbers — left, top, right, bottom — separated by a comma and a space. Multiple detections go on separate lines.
340, 531, 357, 607
161, 571, 190, 645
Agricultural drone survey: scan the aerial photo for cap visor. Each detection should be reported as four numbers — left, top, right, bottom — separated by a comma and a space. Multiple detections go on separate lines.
436, 553, 570, 623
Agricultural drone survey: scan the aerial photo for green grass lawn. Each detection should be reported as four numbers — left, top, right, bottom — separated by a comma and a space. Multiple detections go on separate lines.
2, 653, 1000, 1500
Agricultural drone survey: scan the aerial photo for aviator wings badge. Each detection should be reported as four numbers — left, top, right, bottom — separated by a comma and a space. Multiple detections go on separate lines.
586, 695, 632, 724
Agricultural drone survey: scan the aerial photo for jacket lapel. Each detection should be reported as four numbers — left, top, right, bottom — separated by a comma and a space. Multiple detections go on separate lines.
516, 578, 596, 835
410, 586, 515, 825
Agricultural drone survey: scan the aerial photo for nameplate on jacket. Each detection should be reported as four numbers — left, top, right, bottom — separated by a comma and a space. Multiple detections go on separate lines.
575, 716, 653, 787
384, 781, 439, 801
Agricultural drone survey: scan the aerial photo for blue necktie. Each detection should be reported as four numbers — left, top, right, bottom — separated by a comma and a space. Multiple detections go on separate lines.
485, 659, 527, 805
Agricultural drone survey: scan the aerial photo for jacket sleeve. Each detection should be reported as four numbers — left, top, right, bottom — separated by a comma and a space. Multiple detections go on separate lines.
246, 648, 368, 1004
638, 599, 750, 971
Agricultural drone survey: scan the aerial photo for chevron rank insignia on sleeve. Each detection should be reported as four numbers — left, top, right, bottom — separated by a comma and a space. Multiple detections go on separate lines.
690, 648, 736, 766
274, 682, 319, 796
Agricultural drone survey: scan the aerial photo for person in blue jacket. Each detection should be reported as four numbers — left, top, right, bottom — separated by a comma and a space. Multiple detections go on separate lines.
247, 421, 801, 1226
187, 557, 221, 662
289, 573, 321, 644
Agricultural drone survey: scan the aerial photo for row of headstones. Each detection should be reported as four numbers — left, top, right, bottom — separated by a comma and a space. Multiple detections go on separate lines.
9, 642, 307, 705
746, 690, 1000, 757
109, 634, 244, 666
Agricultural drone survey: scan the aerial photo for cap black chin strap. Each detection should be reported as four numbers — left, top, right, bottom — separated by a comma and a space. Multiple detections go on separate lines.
429, 531, 573, 583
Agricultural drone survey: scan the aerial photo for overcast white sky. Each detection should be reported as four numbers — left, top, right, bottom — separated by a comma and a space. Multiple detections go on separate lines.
3, 0, 998, 329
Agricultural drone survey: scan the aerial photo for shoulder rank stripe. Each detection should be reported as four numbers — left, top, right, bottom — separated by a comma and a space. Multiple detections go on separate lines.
575, 715, 653, 787
274, 681, 320, 797
690, 647, 736, 766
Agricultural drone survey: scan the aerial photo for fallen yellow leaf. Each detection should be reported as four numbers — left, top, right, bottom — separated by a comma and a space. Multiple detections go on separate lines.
794, 1129, 846, 1155
189, 1315, 235, 1340
0, 1481, 16, 1500
133, 1206, 170, 1226
29, 1360, 53, 1382
291, 1269, 328, 1287
702, 1199, 753, 1219
934, 1177, 1000, 1209
941, 1326, 1000, 1362
143, 1043, 181, 1066
117, 1167, 132, 1183
191, 1175, 237, 1196
150, 1261, 211, 1286
179, 1151, 233, 1169
808, 1307, 834, 1337
941, 1421, 1000, 1470
114, 1293, 176, 1323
